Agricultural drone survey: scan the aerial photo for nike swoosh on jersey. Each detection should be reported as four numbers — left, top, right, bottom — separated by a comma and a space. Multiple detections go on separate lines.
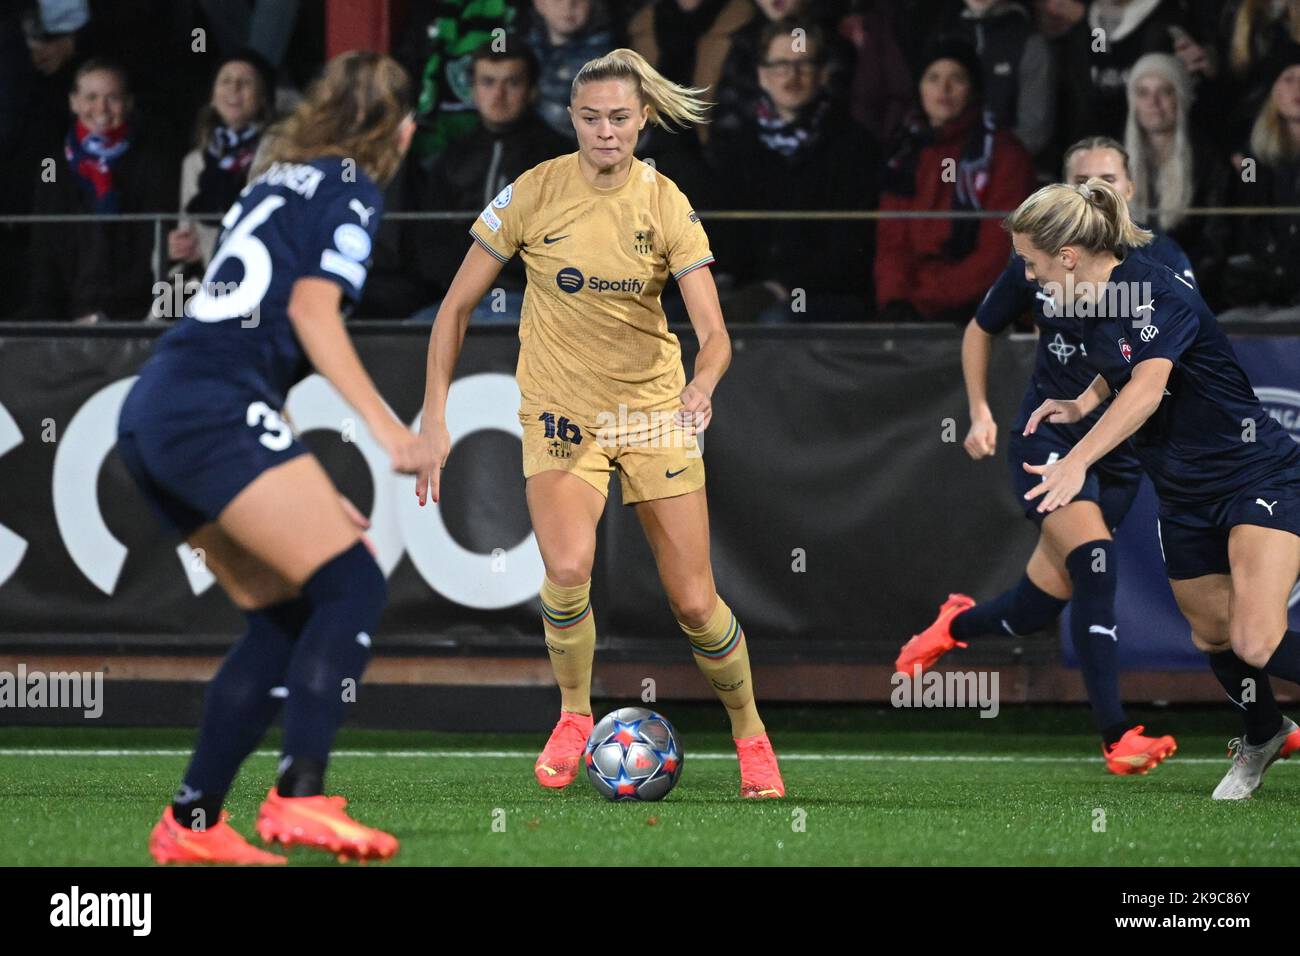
543, 234, 569, 244
665, 467, 689, 478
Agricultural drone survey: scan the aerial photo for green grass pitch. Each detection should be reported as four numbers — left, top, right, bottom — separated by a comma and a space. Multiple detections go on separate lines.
2, 705, 1298, 866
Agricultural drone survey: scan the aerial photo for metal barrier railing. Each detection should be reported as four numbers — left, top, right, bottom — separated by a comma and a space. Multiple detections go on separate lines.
3, 206, 1298, 285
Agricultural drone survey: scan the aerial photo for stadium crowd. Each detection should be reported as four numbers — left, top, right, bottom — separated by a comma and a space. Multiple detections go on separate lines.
1, 0, 1299, 323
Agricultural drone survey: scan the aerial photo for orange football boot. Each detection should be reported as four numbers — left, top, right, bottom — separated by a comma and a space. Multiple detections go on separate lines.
1103, 725, 1178, 775
736, 733, 785, 798
895, 593, 976, 674
149, 806, 286, 865
256, 789, 398, 861
534, 711, 594, 789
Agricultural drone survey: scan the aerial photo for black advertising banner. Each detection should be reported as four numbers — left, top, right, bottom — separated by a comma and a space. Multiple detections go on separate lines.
0, 324, 1057, 664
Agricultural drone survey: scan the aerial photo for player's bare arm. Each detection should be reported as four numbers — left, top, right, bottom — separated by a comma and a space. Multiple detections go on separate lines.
675, 264, 730, 434
416, 241, 506, 505
961, 318, 997, 459
1022, 372, 1110, 435
1024, 360, 1172, 512
287, 276, 430, 475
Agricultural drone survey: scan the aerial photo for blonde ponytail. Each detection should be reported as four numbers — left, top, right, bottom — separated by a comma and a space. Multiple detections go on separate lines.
571, 48, 712, 129
1004, 178, 1154, 256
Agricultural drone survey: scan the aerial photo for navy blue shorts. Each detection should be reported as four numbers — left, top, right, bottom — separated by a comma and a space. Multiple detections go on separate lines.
117, 392, 308, 537
1158, 468, 1300, 580
1008, 430, 1141, 531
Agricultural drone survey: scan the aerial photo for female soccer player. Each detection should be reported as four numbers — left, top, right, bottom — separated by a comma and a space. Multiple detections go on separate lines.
1011, 178, 1300, 799
414, 48, 785, 798
897, 138, 1181, 775
118, 53, 433, 863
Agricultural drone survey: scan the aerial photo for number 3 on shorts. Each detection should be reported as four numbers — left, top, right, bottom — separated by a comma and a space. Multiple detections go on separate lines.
246, 400, 293, 451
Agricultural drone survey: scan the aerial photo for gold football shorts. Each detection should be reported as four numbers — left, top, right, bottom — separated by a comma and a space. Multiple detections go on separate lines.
519, 404, 706, 504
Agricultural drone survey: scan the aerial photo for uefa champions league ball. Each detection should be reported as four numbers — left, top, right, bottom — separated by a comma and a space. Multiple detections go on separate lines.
584, 707, 684, 801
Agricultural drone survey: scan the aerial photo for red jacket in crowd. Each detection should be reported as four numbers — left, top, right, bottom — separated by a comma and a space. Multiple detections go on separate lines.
875, 111, 1036, 322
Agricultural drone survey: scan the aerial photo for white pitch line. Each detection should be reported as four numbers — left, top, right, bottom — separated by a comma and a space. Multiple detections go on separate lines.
0, 748, 1232, 765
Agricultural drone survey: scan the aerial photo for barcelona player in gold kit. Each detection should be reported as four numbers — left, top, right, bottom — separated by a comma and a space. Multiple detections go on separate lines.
415, 48, 784, 798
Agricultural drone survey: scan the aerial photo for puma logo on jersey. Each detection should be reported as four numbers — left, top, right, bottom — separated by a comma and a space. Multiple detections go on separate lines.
1089, 625, 1119, 641
349, 199, 376, 227
1257, 498, 1278, 515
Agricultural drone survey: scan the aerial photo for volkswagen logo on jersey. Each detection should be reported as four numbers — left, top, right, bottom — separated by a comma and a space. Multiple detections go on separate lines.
556, 267, 584, 293
1254, 387, 1300, 444
1119, 338, 1133, 362
1140, 324, 1159, 342
1047, 333, 1076, 364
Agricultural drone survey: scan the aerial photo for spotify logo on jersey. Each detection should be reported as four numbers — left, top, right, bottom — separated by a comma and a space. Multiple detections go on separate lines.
556, 267, 584, 293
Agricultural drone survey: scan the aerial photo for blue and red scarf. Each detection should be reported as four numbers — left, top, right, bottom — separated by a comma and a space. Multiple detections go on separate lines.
64, 120, 133, 213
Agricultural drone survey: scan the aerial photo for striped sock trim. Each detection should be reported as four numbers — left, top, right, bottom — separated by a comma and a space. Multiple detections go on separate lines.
690, 613, 744, 659
542, 601, 592, 630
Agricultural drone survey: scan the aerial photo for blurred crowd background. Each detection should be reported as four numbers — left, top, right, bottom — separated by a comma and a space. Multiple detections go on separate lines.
2, 0, 1299, 325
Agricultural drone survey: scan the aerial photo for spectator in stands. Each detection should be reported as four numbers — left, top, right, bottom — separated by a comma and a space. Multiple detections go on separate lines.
1218, 43, 1300, 308
391, 43, 571, 322
1219, 0, 1300, 146
628, 0, 755, 106
22, 59, 176, 322
529, 0, 618, 140
1055, 0, 1208, 143
706, 18, 879, 322
398, 0, 524, 164
0, 1, 89, 319
875, 38, 1035, 323
935, 0, 1055, 160
711, 0, 856, 141
834, 0, 912, 142
1123, 52, 1225, 262
166, 51, 275, 278
78, 0, 208, 167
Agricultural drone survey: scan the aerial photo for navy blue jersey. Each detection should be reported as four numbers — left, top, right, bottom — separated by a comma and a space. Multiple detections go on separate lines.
976, 231, 1191, 480
1082, 251, 1300, 508
145, 157, 383, 412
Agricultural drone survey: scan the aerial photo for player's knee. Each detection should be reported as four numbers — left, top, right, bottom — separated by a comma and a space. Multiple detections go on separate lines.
545, 560, 593, 589
671, 590, 718, 630
1189, 628, 1231, 654
1229, 611, 1286, 669
293, 542, 387, 694
305, 541, 387, 614
225, 576, 300, 612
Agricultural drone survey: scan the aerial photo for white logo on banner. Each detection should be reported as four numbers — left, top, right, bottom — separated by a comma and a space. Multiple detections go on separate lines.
1255, 387, 1300, 443
24, 372, 542, 611
0, 401, 27, 584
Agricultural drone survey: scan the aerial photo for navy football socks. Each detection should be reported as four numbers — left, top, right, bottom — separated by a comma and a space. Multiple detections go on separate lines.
1208, 648, 1284, 745
1064, 541, 1128, 743
950, 575, 1067, 642
277, 541, 387, 795
172, 597, 311, 829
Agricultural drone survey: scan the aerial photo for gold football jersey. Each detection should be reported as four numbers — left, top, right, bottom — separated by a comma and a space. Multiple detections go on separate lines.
468, 151, 714, 433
